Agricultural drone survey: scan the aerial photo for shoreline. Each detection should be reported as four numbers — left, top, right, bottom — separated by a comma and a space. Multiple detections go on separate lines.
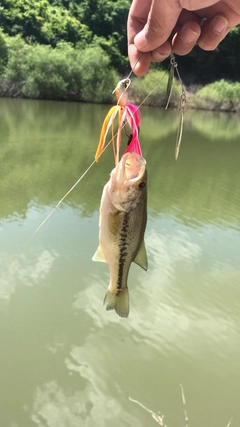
1, 79, 240, 112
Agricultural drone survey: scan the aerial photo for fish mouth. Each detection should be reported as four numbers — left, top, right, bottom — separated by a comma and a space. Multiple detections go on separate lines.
121, 152, 146, 181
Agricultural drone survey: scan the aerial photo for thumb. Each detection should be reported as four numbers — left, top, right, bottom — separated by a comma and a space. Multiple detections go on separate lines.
134, 0, 182, 52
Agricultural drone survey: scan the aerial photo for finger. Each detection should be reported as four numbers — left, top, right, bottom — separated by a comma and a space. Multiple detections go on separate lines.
128, 45, 152, 76
171, 21, 201, 55
197, 15, 229, 50
127, 0, 153, 45
127, 0, 153, 72
133, 0, 182, 52
150, 40, 172, 62
176, 9, 205, 26
128, 42, 171, 76
180, 0, 221, 9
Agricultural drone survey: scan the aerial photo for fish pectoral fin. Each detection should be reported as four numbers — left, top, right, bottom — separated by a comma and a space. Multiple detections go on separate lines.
92, 246, 106, 263
133, 240, 148, 271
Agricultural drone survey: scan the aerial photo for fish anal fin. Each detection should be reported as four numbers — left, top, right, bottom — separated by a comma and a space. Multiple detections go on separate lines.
92, 246, 106, 263
104, 288, 129, 318
133, 240, 148, 271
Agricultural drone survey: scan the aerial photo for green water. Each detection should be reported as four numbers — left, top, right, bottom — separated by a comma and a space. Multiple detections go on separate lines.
0, 98, 240, 427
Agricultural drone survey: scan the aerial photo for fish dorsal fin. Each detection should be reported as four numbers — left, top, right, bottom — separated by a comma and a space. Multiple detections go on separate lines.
133, 240, 148, 271
92, 246, 106, 263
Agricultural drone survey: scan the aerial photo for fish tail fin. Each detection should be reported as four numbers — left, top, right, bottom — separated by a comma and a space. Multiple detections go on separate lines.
103, 288, 129, 318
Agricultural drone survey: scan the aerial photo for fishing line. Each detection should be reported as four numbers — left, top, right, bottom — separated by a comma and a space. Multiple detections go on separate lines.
0, 158, 96, 278
0, 57, 169, 279
126, 52, 143, 80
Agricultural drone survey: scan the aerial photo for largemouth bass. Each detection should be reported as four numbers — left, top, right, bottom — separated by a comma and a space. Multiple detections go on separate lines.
92, 152, 148, 318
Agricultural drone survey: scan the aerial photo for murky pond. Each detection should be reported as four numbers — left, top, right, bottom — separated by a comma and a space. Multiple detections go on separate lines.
0, 98, 240, 427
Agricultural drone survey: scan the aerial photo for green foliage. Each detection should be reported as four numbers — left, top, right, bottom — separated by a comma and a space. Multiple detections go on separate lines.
0, 0, 92, 46
194, 79, 240, 109
0, 0, 130, 71
75, 0, 130, 70
4, 34, 32, 81
0, 30, 8, 75
21, 45, 69, 99
40, 6, 92, 46
78, 46, 118, 103
3, 35, 118, 102
92, 34, 128, 71
1, 0, 239, 98
129, 69, 182, 107
75, 0, 130, 39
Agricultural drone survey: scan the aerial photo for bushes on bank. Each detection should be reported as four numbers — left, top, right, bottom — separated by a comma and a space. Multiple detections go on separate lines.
194, 79, 240, 110
2, 35, 118, 102
0, 30, 8, 75
2, 33, 240, 110
129, 70, 182, 107
130, 73, 240, 111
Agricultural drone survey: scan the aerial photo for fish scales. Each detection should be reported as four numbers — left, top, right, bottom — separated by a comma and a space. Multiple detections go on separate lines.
117, 207, 146, 291
93, 152, 148, 318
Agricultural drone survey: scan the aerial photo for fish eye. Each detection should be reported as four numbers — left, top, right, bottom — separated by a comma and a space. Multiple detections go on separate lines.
138, 182, 146, 190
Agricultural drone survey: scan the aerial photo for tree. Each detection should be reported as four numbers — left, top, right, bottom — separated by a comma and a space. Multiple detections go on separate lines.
0, 30, 8, 75
0, 0, 92, 46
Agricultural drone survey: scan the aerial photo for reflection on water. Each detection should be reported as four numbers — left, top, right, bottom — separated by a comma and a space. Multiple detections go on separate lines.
0, 98, 240, 427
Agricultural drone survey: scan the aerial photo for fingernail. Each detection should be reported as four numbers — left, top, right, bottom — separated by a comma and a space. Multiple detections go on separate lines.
181, 26, 198, 44
212, 16, 228, 34
134, 30, 147, 50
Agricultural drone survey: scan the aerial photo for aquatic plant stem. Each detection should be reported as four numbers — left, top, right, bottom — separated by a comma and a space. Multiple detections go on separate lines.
129, 397, 166, 426
180, 384, 189, 427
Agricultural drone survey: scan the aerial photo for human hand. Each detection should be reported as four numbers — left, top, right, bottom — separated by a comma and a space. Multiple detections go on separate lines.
127, 0, 240, 75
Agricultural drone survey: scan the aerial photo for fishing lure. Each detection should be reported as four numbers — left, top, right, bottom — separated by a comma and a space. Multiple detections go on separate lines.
165, 55, 186, 160
94, 78, 142, 165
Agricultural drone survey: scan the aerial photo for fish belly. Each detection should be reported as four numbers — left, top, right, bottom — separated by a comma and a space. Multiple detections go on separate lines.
103, 203, 145, 285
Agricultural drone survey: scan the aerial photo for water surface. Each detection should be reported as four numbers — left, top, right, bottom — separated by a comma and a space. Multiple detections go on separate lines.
0, 98, 240, 427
